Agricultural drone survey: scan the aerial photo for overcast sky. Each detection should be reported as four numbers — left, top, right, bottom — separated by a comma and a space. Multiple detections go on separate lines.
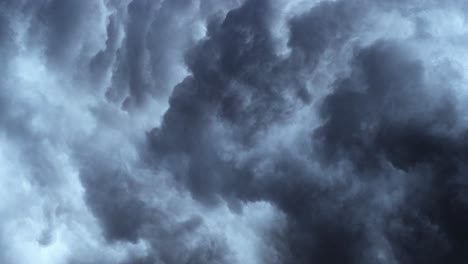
1, 0, 468, 263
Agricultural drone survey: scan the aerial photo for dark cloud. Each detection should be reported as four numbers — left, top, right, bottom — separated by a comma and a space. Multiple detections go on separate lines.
105, 0, 159, 108
29, 0, 101, 65
288, 0, 362, 62
147, 0, 468, 263
101, 0, 225, 111
148, 0, 368, 262
2, 0, 468, 263
89, 13, 120, 85
77, 150, 234, 263
149, 0, 281, 203
315, 40, 468, 263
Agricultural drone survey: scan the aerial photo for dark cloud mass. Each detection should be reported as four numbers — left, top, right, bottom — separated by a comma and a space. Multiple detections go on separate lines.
1, 0, 468, 263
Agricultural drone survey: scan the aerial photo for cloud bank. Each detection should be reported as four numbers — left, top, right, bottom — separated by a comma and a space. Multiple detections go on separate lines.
1, 0, 468, 263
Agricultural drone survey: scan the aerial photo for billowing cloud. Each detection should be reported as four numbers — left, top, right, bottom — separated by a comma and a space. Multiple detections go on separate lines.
1, 0, 468, 263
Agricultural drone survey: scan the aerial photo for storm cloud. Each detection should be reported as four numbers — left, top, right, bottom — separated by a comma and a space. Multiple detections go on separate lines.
1, 0, 468, 263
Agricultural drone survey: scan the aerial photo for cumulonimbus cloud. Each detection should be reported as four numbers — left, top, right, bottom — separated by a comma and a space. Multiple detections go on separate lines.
1, 0, 468, 263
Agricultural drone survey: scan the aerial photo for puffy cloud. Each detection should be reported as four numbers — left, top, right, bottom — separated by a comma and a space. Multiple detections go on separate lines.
1, 0, 468, 263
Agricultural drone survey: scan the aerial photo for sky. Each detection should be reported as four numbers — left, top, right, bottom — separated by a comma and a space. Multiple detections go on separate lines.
1, 0, 468, 263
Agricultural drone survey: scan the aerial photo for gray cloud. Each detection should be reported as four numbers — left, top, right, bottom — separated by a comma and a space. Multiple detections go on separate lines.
1, 0, 468, 263
148, 0, 468, 263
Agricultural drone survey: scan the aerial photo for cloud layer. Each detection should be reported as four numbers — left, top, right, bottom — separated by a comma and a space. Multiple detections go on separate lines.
1, 0, 468, 263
